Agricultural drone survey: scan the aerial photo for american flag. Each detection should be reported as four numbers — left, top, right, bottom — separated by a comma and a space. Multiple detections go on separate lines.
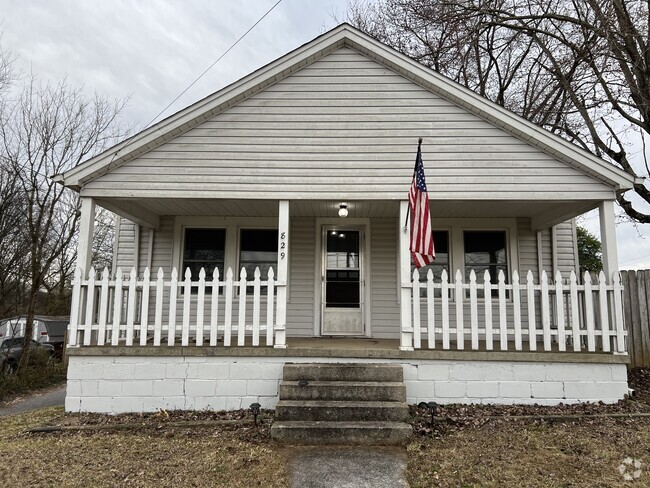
408, 141, 435, 268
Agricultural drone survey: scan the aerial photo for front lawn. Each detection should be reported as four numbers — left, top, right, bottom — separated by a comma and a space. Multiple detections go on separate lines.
407, 367, 650, 487
1, 368, 649, 487
0, 408, 287, 488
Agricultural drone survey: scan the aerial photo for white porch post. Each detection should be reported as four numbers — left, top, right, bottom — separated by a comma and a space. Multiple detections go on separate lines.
77, 197, 96, 276
69, 197, 95, 346
399, 201, 413, 351
274, 200, 289, 349
599, 200, 619, 281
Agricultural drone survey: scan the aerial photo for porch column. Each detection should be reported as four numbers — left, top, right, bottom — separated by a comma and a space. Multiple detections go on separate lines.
274, 200, 289, 349
598, 200, 619, 281
69, 197, 95, 346
399, 201, 413, 351
77, 197, 96, 276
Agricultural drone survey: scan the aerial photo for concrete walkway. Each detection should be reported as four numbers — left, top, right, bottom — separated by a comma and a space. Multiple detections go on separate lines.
0, 384, 66, 417
289, 446, 409, 488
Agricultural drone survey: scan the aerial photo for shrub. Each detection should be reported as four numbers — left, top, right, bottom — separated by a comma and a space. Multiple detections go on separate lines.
0, 350, 66, 402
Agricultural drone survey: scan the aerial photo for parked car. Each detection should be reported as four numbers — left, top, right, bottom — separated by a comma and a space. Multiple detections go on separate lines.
0, 315, 68, 344
0, 316, 67, 360
0, 337, 55, 375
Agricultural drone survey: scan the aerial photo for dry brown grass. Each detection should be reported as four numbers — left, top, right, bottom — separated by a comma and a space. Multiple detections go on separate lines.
0, 407, 288, 488
407, 416, 650, 487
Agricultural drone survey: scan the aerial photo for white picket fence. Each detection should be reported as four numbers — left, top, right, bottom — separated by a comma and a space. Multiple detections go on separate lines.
404, 269, 626, 353
68, 266, 284, 348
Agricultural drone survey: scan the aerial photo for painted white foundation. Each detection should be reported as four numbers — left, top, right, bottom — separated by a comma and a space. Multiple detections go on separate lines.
65, 356, 629, 414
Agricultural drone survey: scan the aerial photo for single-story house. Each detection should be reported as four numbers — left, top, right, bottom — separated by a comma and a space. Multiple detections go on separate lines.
56, 24, 638, 416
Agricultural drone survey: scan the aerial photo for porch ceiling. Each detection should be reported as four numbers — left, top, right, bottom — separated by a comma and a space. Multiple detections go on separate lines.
97, 198, 600, 230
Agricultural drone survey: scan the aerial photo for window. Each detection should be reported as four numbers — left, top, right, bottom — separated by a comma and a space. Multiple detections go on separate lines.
464, 230, 508, 296
412, 230, 450, 281
239, 229, 278, 281
412, 231, 450, 297
325, 230, 361, 308
182, 228, 226, 278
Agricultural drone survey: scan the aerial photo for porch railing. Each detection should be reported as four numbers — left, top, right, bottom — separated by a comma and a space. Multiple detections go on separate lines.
402, 269, 626, 354
68, 266, 285, 348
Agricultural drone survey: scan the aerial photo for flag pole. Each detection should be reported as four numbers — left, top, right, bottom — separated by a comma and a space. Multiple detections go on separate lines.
404, 137, 423, 233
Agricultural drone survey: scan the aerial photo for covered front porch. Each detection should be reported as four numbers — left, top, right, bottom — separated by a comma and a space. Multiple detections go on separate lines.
67, 195, 627, 358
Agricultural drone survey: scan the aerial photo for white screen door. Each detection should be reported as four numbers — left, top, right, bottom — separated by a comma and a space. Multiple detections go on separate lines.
321, 227, 364, 335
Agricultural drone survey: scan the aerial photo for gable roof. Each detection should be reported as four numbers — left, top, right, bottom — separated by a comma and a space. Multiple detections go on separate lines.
55, 23, 639, 192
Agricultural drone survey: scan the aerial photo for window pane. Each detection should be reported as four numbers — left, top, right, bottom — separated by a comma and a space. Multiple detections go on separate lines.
183, 228, 225, 277
325, 270, 360, 307
239, 229, 278, 279
326, 231, 359, 269
464, 231, 508, 297
414, 230, 449, 280
464, 231, 507, 266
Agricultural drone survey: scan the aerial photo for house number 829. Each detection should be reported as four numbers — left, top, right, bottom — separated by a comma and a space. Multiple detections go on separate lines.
280, 232, 287, 259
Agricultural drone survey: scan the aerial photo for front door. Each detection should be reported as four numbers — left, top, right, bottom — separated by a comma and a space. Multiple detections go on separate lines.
321, 227, 364, 335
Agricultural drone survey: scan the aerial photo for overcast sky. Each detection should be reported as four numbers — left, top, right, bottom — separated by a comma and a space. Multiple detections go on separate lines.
1, 0, 648, 269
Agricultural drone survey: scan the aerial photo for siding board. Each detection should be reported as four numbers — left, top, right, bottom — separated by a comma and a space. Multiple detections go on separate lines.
84, 47, 611, 200
370, 219, 400, 338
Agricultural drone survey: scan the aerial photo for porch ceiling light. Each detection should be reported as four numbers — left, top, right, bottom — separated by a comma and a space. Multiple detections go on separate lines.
338, 203, 348, 218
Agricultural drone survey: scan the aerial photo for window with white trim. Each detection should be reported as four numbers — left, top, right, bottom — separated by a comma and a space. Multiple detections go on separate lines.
412, 230, 450, 297
182, 228, 226, 278
239, 229, 278, 283
463, 230, 508, 297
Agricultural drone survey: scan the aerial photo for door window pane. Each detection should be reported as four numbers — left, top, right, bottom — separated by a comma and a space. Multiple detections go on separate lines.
325, 270, 360, 307
326, 231, 359, 269
325, 230, 360, 308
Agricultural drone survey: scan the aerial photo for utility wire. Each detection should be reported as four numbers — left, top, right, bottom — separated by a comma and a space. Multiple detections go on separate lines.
143, 0, 283, 130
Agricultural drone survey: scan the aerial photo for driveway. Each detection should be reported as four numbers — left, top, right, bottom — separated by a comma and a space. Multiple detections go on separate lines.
0, 384, 66, 416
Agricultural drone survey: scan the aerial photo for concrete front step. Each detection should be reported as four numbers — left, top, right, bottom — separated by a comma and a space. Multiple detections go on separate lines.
270, 420, 412, 446
280, 381, 406, 402
283, 363, 403, 382
275, 400, 409, 422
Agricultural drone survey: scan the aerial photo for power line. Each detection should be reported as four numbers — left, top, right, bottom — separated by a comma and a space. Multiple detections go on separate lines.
143, 0, 284, 130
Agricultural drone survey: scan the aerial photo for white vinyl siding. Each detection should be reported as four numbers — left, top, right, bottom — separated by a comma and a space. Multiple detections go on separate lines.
517, 217, 539, 280
114, 218, 136, 272
286, 218, 316, 337
83, 48, 613, 201
555, 221, 578, 276
370, 219, 400, 339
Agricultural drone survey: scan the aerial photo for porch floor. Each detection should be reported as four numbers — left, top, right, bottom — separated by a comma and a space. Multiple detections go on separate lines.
68, 337, 627, 364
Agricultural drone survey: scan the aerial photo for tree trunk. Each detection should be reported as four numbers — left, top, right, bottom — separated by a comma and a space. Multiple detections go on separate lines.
17, 286, 38, 371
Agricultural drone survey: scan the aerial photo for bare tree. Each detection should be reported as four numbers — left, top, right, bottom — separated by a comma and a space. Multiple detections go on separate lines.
0, 76, 126, 370
349, 0, 650, 221
0, 41, 25, 318
0, 165, 28, 317
44, 206, 116, 315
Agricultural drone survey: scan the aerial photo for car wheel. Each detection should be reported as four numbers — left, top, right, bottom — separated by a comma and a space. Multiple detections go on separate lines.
2, 362, 17, 376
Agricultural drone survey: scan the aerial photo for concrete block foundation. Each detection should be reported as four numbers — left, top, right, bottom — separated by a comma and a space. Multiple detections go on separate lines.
65, 355, 629, 414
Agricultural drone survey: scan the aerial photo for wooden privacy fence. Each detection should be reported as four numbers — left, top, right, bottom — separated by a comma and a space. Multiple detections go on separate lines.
68, 266, 285, 348
404, 269, 626, 354
620, 270, 650, 367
